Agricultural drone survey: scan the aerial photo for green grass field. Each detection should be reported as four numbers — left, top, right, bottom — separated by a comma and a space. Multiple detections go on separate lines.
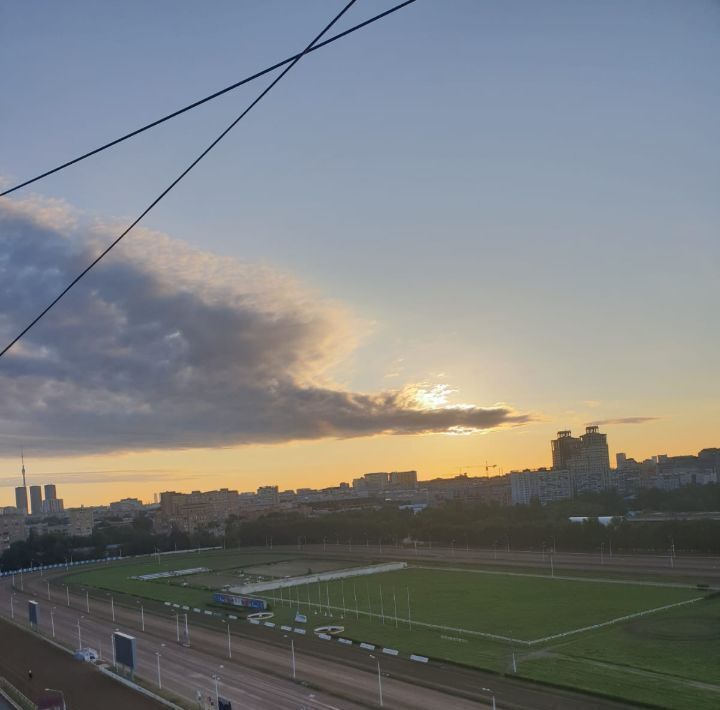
61, 549, 720, 708
263, 568, 701, 639
62, 550, 300, 609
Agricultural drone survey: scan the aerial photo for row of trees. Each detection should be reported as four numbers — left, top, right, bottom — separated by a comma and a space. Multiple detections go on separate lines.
2, 485, 718, 572
224, 500, 720, 554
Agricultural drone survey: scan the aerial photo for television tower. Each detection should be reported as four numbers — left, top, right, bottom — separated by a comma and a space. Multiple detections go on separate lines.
15, 449, 29, 514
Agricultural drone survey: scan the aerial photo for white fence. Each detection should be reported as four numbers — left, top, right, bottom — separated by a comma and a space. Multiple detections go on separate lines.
230, 561, 407, 594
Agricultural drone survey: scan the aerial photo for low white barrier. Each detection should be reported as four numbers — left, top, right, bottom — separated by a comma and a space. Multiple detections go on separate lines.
230, 562, 407, 594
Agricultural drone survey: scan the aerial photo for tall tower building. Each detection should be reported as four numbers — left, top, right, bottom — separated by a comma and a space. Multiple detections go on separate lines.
576, 425, 610, 493
14, 453, 28, 514
44, 484, 57, 501
29, 485, 43, 516
551, 431, 581, 469
14, 486, 28, 514
550, 427, 610, 496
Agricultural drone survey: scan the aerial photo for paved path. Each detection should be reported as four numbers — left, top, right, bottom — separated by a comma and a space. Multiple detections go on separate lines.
0, 617, 164, 710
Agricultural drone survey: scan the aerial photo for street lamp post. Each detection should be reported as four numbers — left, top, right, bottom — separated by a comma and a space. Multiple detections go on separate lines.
284, 635, 296, 679
110, 595, 115, 622
155, 651, 162, 689
369, 655, 383, 707
50, 608, 56, 638
46, 580, 51, 601
481, 687, 496, 710
212, 667, 223, 709
65, 585, 70, 607
10, 594, 15, 620
77, 616, 83, 649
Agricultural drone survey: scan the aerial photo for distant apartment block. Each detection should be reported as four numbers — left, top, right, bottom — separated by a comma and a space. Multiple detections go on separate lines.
389, 470, 418, 489
108, 497, 143, 513
67, 508, 94, 537
159, 488, 241, 533
0, 512, 27, 553
510, 468, 572, 505
256, 485, 280, 505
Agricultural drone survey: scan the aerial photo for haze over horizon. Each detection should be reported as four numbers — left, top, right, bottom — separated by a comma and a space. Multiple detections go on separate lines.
1, 0, 718, 507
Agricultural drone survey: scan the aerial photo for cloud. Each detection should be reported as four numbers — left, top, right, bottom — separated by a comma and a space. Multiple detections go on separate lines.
0, 196, 531, 455
587, 417, 660, 426
0, 469, 194, 488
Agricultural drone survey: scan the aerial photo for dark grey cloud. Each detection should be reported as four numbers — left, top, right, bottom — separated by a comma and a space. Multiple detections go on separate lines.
588, 417, 660, 426
0, 197, 531, 455
0, 469, 193, 488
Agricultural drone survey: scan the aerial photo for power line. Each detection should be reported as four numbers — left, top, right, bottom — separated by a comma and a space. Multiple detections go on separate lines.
0, 0, 417, 198
0, 0, 361, 360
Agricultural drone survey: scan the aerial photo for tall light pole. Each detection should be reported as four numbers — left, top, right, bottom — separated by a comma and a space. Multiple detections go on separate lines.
65, 585, 70, 608
10, 594, 15, 620
481, 687, 496, 710
369, 655, 383, 707
77, 616, 83, 649
174, 614, 180, 643
46, 580, 51, 601
110, 595, 115, 622
284, 635, 296, 679
212, 667, 223, 709
85, 590, 90, 613
140, 603, 145, 631
50, 607, 56, 638
155, 651, 162, 689
227, 622, 232, 659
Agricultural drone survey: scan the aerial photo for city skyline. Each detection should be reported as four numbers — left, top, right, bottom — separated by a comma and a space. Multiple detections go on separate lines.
2, 428, 714, 509
1, 2, 718, 509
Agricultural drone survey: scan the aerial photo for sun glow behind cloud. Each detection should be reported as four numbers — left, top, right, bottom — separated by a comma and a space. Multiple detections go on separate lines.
0, 195, 532, 456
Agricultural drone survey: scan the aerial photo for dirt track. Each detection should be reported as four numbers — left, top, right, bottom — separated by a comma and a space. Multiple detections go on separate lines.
0, 618, 163, 710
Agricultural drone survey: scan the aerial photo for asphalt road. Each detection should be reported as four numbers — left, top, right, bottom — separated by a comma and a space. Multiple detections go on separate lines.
0, 563, 640, 710
0, 616, 164, 709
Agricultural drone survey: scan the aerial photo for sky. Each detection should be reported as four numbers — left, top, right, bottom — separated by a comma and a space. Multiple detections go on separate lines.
1, 1, 718, 507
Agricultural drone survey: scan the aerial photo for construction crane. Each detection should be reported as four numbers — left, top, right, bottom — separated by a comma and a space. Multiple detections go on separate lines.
458, 462, 498, 476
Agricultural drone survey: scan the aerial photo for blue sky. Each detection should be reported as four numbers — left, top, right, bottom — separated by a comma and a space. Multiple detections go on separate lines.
1, 1, 719, 503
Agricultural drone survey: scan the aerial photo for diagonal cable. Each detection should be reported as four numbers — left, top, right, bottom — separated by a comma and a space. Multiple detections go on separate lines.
0, 0, 360, 359
0, 1, 417, 198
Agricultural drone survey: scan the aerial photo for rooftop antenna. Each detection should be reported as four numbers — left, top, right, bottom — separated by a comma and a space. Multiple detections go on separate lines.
21, 448, 26, 488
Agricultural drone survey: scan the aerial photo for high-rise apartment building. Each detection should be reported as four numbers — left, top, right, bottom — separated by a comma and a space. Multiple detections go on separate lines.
14, 486, 28, 514
44, 484, 57, 501
551, 430, 582, 469
551, 426, 610, 495
29, 485, 43, 516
